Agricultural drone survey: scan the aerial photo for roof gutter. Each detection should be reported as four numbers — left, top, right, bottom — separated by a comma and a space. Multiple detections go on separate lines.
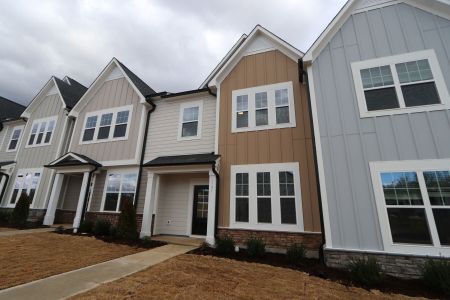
300, 58, 326, 264
0, 172, 10, 203
134, 96, 156, 210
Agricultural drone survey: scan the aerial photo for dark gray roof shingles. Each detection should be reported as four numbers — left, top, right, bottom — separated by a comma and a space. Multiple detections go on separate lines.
116, 59, 156, 96
54, 77, 88, 109
144, 153, 220, 167
0, 96, 25, 121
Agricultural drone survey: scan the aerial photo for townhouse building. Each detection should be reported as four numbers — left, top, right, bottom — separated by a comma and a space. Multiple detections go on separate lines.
0, 77, 87, 221
304, 0, 450, 277
0, 97, 26, 201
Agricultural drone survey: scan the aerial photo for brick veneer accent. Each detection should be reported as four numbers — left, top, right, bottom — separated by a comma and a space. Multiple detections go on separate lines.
54, 209, 76, 224
85, 212, 143, 230
217, 228, 322, 251
0, 208, 46, 223
325, 248, 450, 279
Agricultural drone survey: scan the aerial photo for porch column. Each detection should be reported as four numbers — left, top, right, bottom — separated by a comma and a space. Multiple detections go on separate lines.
72, 171, 90, 232
43, 173, 64, 225
140, 172, 157, 238
206, 169, 217, 245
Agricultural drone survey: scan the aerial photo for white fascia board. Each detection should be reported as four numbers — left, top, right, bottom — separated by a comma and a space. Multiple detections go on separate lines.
210, 26, 304, 87
304, 0, 450, 63
21, 77, 66, 118
69, 59, 146, 117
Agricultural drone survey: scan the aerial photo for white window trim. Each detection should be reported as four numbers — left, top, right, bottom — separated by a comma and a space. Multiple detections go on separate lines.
7, 168, 43, 208
229, 162, 304, 232
177, 100, 203, 141
352, 49, 450, 118
370, 159, 450, 257
25, 116, 58, 148
6, 125, 24, 152
79, 105, 133, 145
231, 81, 296, 133
100, 167, 138, 213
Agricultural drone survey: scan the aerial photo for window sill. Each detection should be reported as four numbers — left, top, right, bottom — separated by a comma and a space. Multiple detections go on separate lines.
5, 149, 18, 153
232, 122, 296, 133
79, 136, 128, 145
177, 135, 201, 141
384, 243, 450, 257
25, 143, 52, 149
360, 103, 450, 118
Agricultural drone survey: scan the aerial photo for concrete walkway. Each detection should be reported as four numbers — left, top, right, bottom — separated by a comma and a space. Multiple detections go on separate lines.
0, 244, 196, 300
0, 227, 55, 237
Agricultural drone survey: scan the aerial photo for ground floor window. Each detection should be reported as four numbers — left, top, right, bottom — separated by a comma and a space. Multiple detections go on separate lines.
370, 159, 450, 256
9, 169, 42, 206
230, 162, 303, 232
102, 171, 138, 212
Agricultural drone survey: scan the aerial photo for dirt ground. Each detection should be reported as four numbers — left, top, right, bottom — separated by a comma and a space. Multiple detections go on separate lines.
0, 232, 145, 290
72, 254, 422, 300
0, 227, 14, 232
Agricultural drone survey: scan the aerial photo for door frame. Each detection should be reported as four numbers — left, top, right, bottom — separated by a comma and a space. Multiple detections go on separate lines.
186, 178, 209, 237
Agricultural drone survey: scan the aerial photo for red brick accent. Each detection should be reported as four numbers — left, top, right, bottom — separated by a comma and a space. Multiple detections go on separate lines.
85, 212, 143, 230
217, 228, 322, 251
54, 209, 76, 224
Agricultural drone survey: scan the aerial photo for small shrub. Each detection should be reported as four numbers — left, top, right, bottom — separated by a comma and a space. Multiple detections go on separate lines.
348, 257, 383, 288
216, 235, 236, 256
287, 243, 307, 265
421, 259, 450, 296
0, 210, 11, 224
93, 219, 111, 236
116, 199, 138, 240
55, 225, 65, 234
9, 193, 31, 228
141, 236, 153, 247
246, 237, 265, 258
109, 225, 118, 237
79, 220, 94, 234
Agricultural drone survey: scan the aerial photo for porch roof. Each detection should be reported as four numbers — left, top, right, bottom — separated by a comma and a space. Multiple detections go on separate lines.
45, 152, 102, 168
144, 153, 220, 167
0, 161, 15, 167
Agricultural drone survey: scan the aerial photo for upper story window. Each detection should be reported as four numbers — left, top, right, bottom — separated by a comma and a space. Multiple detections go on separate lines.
6, 125, 24, 152
80, 105, 132, 144
231, 82, 296, 132
230, 163, 303, 232
352, 49, 450, 118
178, 101, 203, 140
9, 169, 42, 207
370, 159, 450, 256
26, 116, 57, 148
102, 171, 138, 212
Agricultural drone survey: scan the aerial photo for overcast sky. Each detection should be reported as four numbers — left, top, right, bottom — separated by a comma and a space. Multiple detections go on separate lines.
0, 0, 347, 106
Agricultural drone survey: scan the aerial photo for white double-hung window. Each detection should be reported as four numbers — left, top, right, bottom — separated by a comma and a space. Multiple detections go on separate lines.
80, 105, 132, 144
9, 169, 42, 207
102, 171, 138, 212
370, 159, 450, 256
178, 101, 203, 140
26, 116, 57, 147
6, 125, 24, 152
230, 163, 303, 232
352, 49, 450, 118
232, 81, 296, 132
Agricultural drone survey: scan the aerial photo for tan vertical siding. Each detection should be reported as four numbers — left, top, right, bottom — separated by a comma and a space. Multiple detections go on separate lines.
69, 77, 143, 162
218, 50, 321, 232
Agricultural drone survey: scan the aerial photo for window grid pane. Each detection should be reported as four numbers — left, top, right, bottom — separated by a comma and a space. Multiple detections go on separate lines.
86, 116, 97, 128
381, 172, 423, 206
100, 113, 113, 126
183, 107, 199, 122
360, 66, 394, 89
116, 111, 129, 124
396, 59, 433, 84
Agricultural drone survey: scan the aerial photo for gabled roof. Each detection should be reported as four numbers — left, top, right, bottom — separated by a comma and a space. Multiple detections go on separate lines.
202, 25, 304, 88
303, 0, 450, 63
69, 58, 156, 117
0, 96, 25, 121
144, 153, 220, 167
21, 76, 87, 119
54, 77, 88, 109
45, 152, 102, 168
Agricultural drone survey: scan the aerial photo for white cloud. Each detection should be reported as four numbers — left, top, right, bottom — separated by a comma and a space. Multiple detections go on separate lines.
0, 0, 346, 105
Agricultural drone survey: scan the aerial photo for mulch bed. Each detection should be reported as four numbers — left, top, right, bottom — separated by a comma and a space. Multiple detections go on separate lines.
190, 246, 444, 299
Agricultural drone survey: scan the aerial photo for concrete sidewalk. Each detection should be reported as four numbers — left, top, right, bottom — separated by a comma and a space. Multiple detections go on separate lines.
0, 227, 55, 237
0, 244, 196, 300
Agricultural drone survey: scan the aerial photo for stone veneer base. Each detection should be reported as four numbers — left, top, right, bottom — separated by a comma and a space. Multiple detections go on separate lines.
324, 248, 450, 279
217, 228, 322, 256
